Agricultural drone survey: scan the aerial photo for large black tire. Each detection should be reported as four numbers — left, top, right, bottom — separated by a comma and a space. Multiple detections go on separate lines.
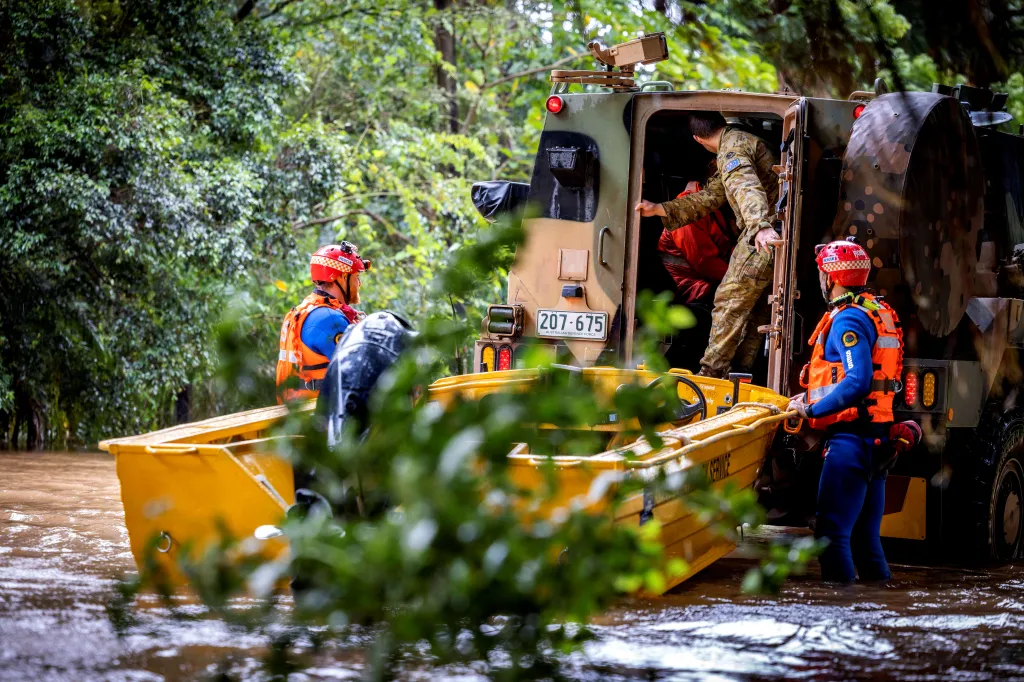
961, 408, 1024, 561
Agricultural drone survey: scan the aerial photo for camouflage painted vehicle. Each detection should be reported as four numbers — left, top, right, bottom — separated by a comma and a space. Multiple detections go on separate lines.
472, 35, 1024, 560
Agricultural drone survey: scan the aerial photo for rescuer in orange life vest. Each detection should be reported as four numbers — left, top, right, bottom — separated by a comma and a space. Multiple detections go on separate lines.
787, 236, 920, 583
276, 242, 370, 403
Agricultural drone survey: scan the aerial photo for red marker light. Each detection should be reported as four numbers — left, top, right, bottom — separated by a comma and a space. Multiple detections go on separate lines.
904, 371, 918, 407
853, 104, 866, 119
546, 95, 564, 114
497, 345, 513, 371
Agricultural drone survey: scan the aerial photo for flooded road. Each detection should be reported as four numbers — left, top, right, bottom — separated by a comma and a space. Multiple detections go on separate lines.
2, 451, 1024, 681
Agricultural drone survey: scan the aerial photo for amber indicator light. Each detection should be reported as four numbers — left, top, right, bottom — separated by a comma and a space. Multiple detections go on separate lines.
480, 345, 495, 373
922, 372, 937, 408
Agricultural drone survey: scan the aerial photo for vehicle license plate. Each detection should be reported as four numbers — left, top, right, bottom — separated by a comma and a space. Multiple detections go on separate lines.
536, 309, 608, 340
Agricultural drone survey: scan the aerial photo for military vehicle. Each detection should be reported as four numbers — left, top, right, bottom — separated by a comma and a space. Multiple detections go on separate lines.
471, 33, 1024, 560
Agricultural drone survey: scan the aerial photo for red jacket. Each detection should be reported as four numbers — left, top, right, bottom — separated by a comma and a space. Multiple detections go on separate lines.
657, 187, 732, 303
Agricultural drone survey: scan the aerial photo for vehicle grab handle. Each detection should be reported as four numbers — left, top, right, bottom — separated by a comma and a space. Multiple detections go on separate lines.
144, 444, 199, 455
598, 226, 611, 267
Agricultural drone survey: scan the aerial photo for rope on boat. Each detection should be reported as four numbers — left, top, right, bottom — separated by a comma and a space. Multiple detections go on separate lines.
624, 408, 796, 470
729, 402, 783, 414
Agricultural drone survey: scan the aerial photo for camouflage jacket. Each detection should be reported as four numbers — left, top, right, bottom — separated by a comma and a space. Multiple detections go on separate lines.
660, 127, 779, 245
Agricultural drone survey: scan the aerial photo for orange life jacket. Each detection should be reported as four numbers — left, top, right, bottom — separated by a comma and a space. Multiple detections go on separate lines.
276, 291, 360, 403
801, 292, 903, 430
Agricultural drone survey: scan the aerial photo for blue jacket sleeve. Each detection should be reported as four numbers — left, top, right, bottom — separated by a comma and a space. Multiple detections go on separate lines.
807, 309, 877, 419
300, 307, 350, 361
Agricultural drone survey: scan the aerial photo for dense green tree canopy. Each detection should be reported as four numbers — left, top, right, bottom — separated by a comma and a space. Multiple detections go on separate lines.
0, 0, 340, 444
2, 0, 1023, 447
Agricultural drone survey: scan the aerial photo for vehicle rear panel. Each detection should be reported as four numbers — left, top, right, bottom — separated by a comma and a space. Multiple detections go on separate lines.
475, 92, 633, 370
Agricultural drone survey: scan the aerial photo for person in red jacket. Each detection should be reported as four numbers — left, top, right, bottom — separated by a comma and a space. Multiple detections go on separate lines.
657, 180, 732, 305
656, 180, 733, 372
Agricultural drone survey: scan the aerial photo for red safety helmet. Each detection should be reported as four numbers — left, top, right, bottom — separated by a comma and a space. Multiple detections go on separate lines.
815, 236, 871, 287
309, 241, 371, 283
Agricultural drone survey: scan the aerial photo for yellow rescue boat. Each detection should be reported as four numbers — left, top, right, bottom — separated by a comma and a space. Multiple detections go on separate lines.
99, 369, 791, 593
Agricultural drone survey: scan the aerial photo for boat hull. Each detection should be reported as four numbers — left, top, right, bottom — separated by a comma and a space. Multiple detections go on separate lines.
100, 369, 789, 592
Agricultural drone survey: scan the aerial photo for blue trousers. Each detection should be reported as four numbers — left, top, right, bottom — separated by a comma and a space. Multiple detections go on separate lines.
815, 432, 890, 583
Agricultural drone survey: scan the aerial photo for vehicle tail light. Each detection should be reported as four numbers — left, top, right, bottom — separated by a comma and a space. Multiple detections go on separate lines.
480, 345, 495, 373
853, 104, 866, 119
497, 345, 513, 371
904, 371, 918, 407
922, 372, 936, 408
546, 95, 564, 114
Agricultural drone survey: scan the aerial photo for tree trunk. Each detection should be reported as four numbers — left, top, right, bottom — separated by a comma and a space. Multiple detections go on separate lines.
175, 385, 192, 425
434, 0, 458, 134
10, 385, 45, 448
10, 407, 20, 450
776, 71, 795, 95
12, 384, 41, 450
26, 404, 39, 451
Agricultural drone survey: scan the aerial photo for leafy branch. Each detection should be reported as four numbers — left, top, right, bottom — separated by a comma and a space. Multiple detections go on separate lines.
292, 208, 413, 243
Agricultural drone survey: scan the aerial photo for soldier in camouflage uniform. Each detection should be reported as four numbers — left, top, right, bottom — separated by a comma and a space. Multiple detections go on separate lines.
637, 112, 779, 377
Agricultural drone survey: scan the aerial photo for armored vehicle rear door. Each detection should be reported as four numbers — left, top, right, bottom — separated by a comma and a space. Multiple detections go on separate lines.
765, 98, 809, 392
624, 91, 802, 369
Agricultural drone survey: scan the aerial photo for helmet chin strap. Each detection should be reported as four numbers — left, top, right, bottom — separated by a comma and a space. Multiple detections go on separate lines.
337, 274, 351, 304
819, 271, 834, 302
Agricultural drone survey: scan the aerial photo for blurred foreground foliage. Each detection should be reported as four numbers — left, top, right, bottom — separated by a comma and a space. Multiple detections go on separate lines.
110, 219, 823, 680
5, 0, 1024, 448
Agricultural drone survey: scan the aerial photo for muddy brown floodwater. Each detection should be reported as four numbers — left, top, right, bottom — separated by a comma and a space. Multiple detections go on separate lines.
2, 451, 1024, 681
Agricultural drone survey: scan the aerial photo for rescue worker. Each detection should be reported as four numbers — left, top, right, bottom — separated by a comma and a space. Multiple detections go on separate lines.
276, 242, 370, 403
636, 112, 779, 378
786, 237, 911, 583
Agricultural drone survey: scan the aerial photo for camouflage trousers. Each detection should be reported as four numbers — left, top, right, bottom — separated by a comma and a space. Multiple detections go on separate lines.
700, 241, 774, 375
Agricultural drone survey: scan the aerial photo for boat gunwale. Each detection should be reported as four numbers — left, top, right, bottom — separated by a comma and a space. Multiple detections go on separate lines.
99, 402, 316, 452
508, 403, 793, 470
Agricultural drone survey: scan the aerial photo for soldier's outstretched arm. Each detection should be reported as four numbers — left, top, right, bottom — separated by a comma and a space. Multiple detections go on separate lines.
655, 174, 726, 229
721, 155, 772, 244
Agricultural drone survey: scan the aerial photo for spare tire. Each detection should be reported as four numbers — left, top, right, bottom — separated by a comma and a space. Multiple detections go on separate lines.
832, 92, 983, 337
